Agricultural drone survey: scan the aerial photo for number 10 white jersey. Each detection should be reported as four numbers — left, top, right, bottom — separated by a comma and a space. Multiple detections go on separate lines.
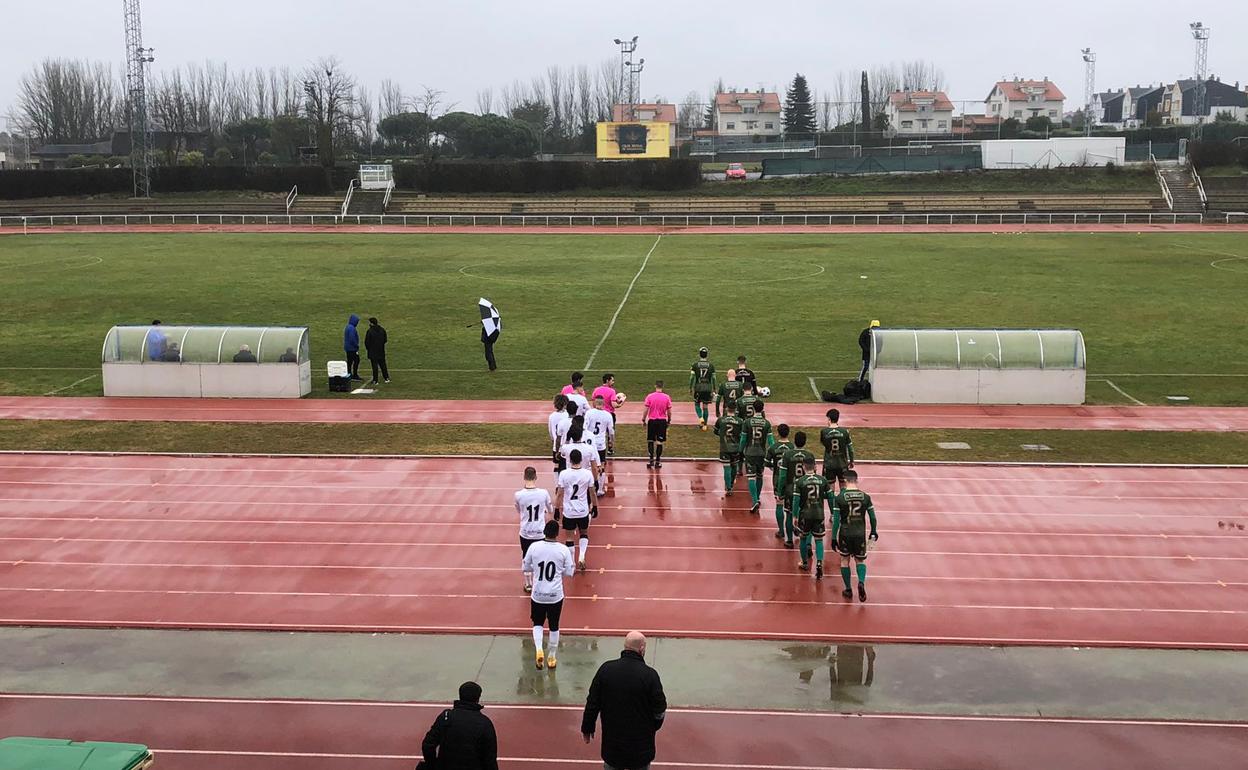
523, 540, 575, 604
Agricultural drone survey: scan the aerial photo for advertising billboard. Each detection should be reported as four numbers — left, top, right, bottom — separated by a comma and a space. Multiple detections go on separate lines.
596, 122, 671, 159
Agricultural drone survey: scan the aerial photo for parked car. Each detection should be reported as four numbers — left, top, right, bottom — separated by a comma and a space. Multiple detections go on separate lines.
724, 163, 748, 180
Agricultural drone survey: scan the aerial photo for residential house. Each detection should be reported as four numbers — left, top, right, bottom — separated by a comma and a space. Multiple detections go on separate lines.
986, 78, 1066, 124
31, 141, 114, 168
1125, 85, 1165, 128
713, 90, 783, 138
952, 114, 1004, 136
611, 103, 678, 146
886, 90, 955, 135
1095, 89, 1126, 127
1161, 78, 1248, 125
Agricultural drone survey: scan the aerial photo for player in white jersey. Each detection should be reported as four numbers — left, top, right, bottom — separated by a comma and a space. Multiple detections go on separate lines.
567, 383, 590, 417
547, 395, 570, 477
515, 466, 553, 594
559, 427, 601, 499
583, 395, 616, 495
555, 446, 597, 572
522, 520, 575, 670
552, 401, 578, 478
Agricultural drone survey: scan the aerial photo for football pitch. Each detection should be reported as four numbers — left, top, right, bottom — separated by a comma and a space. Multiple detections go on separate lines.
2, 230, 1246, 405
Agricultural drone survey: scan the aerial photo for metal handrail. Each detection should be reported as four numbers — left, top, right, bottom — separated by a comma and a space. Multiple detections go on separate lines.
285, 185, 298, 215
1151, 154, 1173, 211
1190, 163, 1208, 207
340, 179, 358, 217
382, 180, 395, 212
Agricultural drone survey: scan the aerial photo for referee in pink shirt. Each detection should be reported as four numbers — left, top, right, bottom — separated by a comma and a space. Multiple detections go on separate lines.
592, 373, 618, 422
642, 380, 673, 469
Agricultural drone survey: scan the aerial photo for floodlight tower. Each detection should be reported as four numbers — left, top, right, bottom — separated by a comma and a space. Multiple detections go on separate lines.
123, 0, 155, 197
1189, 21, 1210, 140
1081, 48, 1096, 137
613, 36, 638, 119
626, 58, 645, 120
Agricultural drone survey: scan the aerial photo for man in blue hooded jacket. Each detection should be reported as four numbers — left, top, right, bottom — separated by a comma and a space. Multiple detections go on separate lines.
344, 314, 362, 381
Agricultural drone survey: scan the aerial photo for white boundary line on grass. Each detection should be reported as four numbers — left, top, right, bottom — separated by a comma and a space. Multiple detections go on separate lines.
1097, 378, 1147, 406
584, 234, 662, 370
41, 374, 99, 396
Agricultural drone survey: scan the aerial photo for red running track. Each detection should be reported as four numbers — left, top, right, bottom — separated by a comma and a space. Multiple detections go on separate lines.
4, 396, 1248, 432
2, 694, 1245, 770
1, 454, 1246, 648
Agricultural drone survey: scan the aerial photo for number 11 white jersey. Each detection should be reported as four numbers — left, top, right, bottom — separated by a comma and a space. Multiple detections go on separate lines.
515, 487, 552, 540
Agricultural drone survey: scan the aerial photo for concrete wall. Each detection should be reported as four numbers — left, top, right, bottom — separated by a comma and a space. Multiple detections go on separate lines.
103, 362, 312, 398
981, 137, 1126, 169
870, 368, 1085, 405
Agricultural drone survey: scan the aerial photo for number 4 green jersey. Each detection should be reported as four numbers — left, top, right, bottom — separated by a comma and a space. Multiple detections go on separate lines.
793, 473, 832, 526
820, 426, 854, 468
739, 416, 773, 457
717, 380, 744, 410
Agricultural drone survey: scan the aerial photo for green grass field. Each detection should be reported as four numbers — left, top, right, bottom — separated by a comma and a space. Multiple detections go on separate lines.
1, 231, 1246, 404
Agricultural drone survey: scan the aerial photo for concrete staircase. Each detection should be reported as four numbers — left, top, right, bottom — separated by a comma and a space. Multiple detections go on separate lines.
345, 190, 388, 216
1158, 165, 1205, 214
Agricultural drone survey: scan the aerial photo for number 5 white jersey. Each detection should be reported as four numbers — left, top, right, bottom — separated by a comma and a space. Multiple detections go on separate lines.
557, 467, 595, 518
515, 487, 552, 540
523, 540, 575, 604
584, 407, 615, 451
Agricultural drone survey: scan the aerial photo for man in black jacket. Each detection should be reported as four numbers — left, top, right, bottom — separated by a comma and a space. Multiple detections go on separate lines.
420, 681, 498, 770
581, 631, 667, 770
857, 320, 879, 382
364, 317, 390, 386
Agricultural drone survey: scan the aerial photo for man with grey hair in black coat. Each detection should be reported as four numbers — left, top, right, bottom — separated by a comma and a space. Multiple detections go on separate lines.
581, 631, 667, 770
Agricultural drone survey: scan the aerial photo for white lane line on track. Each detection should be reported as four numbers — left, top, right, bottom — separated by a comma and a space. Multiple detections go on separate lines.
584, 233, 662, 370
1, 618, 1244, 648
3, 693, 1246, 727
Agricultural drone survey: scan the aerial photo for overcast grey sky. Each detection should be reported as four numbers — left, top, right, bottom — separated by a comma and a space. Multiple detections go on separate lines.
3, 1, 1247, 122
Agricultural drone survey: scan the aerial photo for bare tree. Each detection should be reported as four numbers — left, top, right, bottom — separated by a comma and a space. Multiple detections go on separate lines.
378, 79, 404, 120
475, 87, 494, 115
356, 85, 375, 154
677, 91, 702, 134
301, 56, 358, 167
817, 90, 833, 131
868, 64, 901, 124
16, 59, 121, 145
901, 60, 946, 92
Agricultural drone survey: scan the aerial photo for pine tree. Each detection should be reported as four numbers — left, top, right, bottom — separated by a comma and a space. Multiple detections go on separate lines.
860, 71, 871, 133
783, 74, 817, 137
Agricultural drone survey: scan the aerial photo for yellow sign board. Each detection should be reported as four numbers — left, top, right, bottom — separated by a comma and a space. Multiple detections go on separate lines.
596, 122, 671, 159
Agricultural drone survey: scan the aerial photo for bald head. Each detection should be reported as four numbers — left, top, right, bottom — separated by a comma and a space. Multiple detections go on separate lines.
624, 631, 647, 655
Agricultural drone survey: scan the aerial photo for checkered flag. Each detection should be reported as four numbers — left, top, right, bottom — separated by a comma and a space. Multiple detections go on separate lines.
479, 298, 501, 336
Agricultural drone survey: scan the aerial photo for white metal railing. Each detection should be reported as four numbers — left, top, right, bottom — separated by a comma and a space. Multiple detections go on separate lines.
285, 185, 298, 215
1190, 163, 1208, 207
1152, 154, 1174, 211
0, 211, 1215, 229
340, 179, 358, 217
382, 180, 395, 212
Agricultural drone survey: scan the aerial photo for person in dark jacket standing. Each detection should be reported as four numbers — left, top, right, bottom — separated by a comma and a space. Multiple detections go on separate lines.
581, 631, 667, 770
343, 314, 362, 381
419, 681, 498, 770
364, 317, 389, 386
857, 320, 879, 382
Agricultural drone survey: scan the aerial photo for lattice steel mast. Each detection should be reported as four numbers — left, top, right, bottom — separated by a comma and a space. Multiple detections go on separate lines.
1190, 21, 1209, 141
123, 0, 154, 197
1081, 48, 1096, 137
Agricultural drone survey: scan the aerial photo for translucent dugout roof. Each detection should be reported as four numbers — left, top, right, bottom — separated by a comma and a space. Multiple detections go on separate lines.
872, 329, 1085, 370
103, 326, 310, 364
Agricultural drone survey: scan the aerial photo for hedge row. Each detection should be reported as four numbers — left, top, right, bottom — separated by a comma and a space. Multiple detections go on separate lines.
0, 166, 336, 199
393, 160, 701, 193
1188, 141, 1248, 170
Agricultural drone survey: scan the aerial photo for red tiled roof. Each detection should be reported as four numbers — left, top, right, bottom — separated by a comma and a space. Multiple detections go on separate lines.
888, 90, 954, 112
714, 91, 782, 114
611, 103, 677, 123
988, 80, 1066, 102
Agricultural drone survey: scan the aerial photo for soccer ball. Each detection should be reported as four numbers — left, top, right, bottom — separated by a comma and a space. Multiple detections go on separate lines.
613, 393, 628, 408
758, 386, 771, 398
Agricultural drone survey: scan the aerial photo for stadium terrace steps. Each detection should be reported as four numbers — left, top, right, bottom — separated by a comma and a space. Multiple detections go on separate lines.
1158, 166, 1206, 214
385, 192, 1167, 216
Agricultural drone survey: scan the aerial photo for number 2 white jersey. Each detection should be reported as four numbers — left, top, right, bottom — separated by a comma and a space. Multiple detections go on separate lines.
522, 540, 575, 604
583, 407, 615, 451
515, 487, 552, 540
557, 467, 595, 518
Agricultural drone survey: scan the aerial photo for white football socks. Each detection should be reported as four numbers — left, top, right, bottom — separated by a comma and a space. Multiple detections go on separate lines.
578, 537, 589, 562
532, 625, 544, 650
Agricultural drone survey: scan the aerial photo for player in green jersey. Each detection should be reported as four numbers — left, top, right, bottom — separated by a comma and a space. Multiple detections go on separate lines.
792, 470, 833, 579
715, 369, 744, 418
765, 424, 793, 540
713, 407, 745, 495
689, 347, 717, 431
737, 404, 774, 513
775, 432, 816, 549
736, 379, 763, 420
819, 408, 855, 494
832, 469, 879, 602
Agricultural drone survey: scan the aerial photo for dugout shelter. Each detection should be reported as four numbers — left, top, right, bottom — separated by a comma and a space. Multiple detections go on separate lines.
102, 325, 312, 398
868, 328, 1085, 405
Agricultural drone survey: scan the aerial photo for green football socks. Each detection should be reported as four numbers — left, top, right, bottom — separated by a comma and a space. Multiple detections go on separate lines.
722, 465, 733, 490
840, 566, 852, 589
748, 478, 759, 505
856, 562, 867, 585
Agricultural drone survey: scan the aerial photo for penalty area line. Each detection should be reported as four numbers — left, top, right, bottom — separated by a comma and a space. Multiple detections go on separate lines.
584, 234, 662, 370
